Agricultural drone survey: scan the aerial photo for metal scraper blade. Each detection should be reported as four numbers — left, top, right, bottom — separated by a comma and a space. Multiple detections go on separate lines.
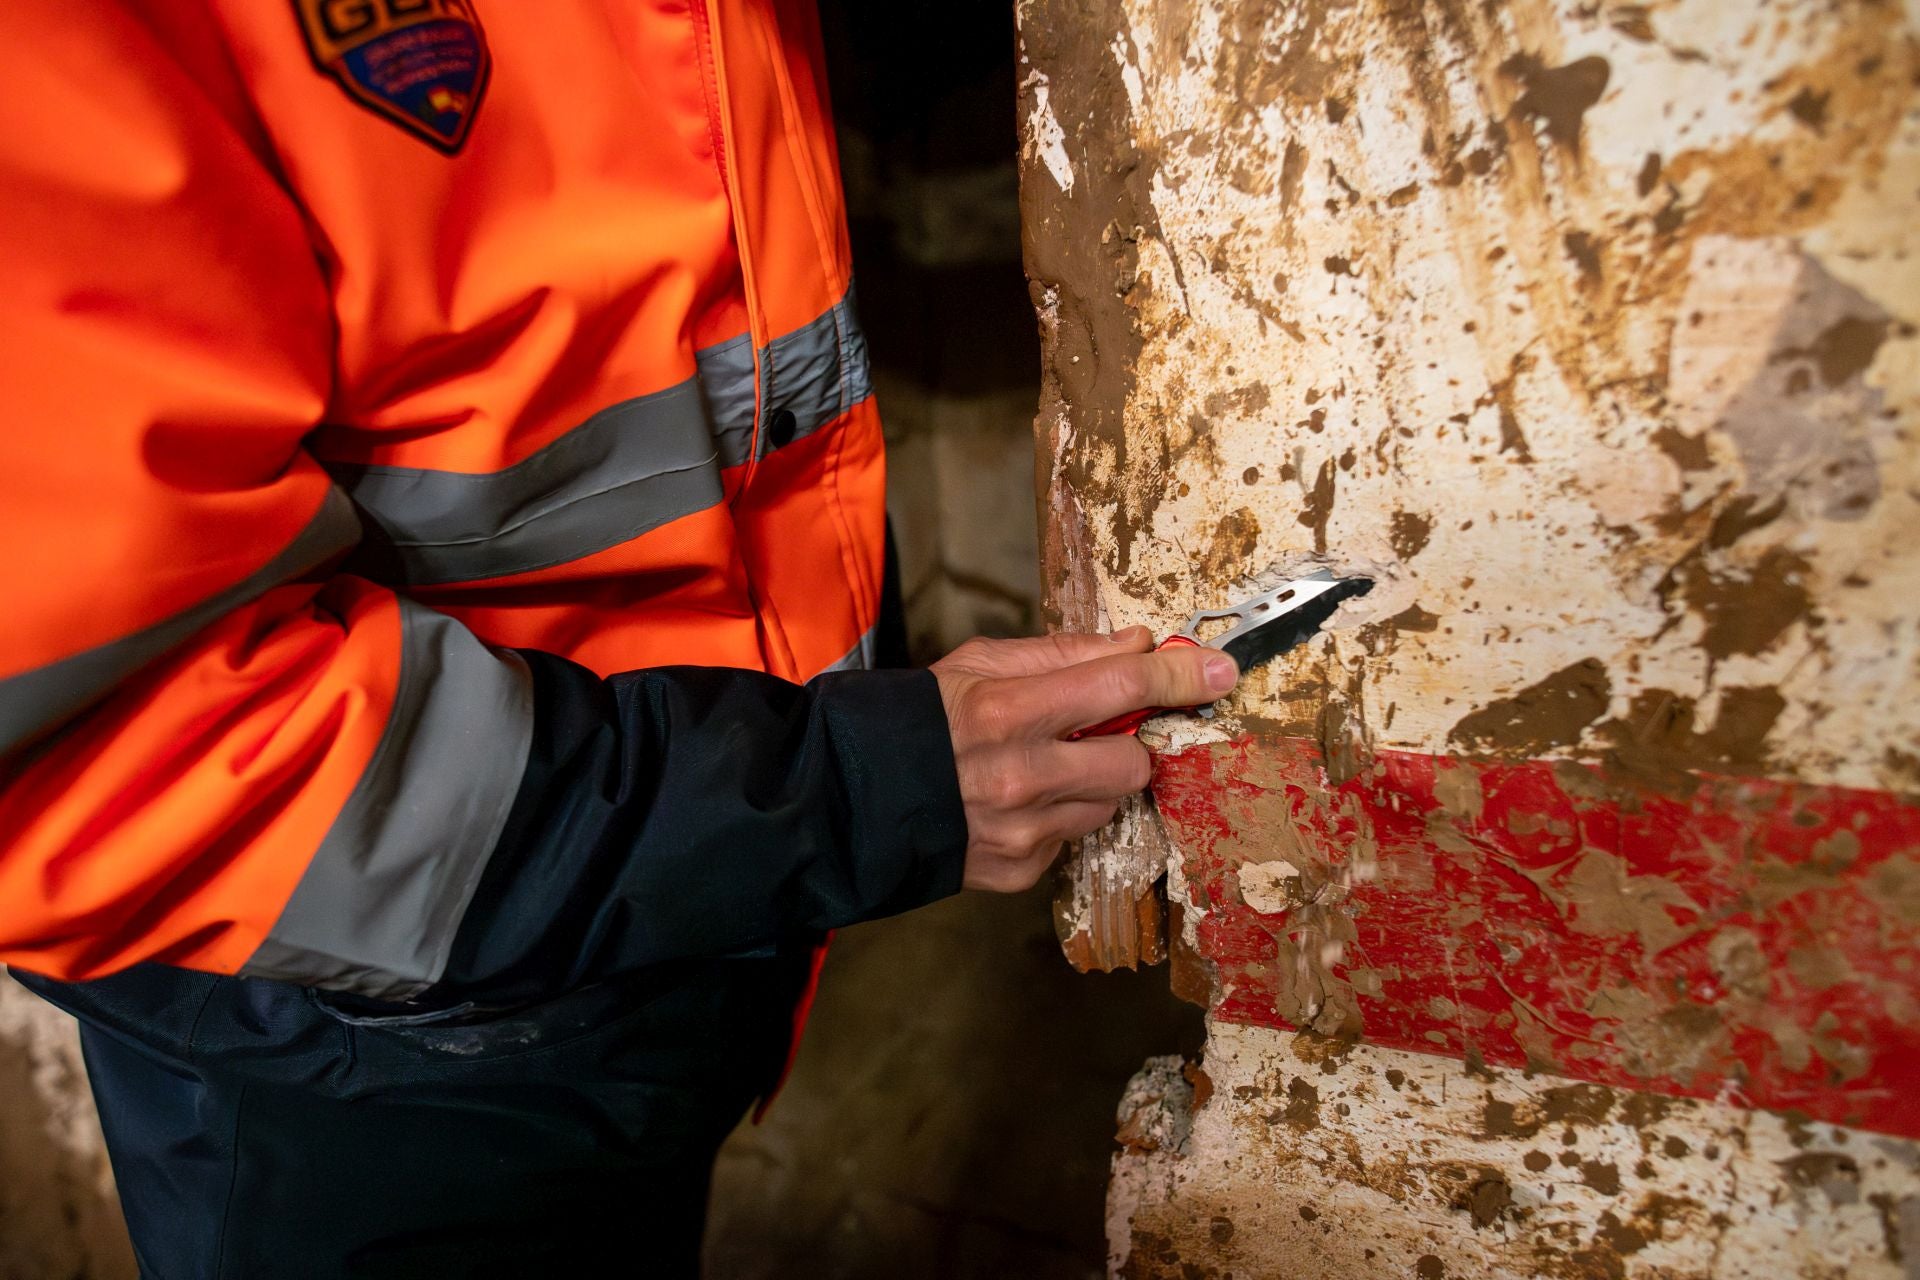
1183, 570, 1374, 674
1067, 570, 1375, 739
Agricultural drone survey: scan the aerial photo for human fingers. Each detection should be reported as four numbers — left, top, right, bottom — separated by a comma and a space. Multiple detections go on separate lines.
1046, 798, 1129, 844
963, 799, 1123, 891
936, 627, 1153, 681
1017, 736, 1154, 804
998, 644, 1239, 739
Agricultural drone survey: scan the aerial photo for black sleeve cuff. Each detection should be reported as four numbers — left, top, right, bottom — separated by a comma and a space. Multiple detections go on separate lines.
801, 667, 970, 914
432, 654, 967, 1005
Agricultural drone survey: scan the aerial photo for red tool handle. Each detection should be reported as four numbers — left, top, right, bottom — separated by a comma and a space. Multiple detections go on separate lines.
1067, 633, 1202, 740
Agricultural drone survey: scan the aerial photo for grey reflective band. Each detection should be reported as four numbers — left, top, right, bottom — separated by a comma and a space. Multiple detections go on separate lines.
769, 283, 872, 459
330, 284, 874, 587
333, 382, 725, 587
242, 599, 535, 1000
698, 283, 874, 469
694, 330, 759, 469
815, 626, 877, 677
0, 488, 362, 759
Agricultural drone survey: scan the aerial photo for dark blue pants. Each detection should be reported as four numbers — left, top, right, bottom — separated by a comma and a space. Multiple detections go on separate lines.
15, 954, 811, 1278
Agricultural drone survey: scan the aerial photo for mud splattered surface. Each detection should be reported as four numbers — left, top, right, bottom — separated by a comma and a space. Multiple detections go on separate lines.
1108, 1021, 1920, 1279
1449, 659, 1615, 758
1021, 0, 1920, 1270
1019, 0, 1920, 793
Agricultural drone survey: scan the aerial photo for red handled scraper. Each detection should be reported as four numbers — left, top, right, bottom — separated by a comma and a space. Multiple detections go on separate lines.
1070, 569, 1373, 739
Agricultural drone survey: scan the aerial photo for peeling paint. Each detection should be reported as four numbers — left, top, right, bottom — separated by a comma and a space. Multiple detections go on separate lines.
1057, 790, 1171, 971
1022, 71, 1076, 196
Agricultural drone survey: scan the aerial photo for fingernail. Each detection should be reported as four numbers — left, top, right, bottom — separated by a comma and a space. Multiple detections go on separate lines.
1205, 653, 1240, 693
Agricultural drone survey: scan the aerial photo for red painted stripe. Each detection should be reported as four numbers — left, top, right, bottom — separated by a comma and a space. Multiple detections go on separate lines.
1154, 737, 1920, 1138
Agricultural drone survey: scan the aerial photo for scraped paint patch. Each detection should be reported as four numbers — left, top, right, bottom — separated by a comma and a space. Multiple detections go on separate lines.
1022, 73, 1075, 196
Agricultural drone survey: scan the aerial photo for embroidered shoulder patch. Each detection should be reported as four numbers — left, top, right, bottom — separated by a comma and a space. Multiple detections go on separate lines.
295, 0, 490, 154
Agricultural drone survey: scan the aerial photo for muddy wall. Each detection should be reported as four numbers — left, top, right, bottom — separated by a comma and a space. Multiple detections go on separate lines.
1016, 0, 1920, 1274
1021, 0, 1916, 778
0, 976, 133, 1280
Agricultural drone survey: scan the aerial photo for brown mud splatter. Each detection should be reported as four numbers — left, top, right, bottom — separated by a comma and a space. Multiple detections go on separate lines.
1800, 313, 1889, 388
1651, 425, 1711, 471
1706, 495, 1786, 551
1787, 86, 1831, 132
1200, 506, 1262, 581
1449, 659, 1612, 758
1481, 1082, 1617, 1141
1019, 1, 1174, 583
1290, 1030, 1360, 1074
1389, 509, 1434, 559
1203, 383, 1273, 417
1433, 759, 1485, 824
1298, 458, 1337, 553
1385, 603, 1440, 632
1503, 54, 1611, 151
1563, 229, 1603, 280
1437, 1165, 1517, 1229
1584, 987, 1730, 1084
1580, 1159, 1623, 1196
1596, 687, 1785, 796
1278, 1076, 1322, 1130
1317, 697, 1368, 787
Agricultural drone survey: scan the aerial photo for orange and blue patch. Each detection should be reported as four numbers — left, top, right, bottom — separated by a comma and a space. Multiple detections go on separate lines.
294, 0, 489, 154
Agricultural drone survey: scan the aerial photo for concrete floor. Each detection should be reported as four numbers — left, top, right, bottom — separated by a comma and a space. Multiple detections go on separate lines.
705, 884, 1202, 1279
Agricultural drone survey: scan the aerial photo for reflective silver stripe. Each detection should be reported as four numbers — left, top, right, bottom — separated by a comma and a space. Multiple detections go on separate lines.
769, 283, 874, 457
241, 599, 534, 999
698, 283, 875, 468
333, 382, 724, 587
694, 329, 760, 469
814, 626, 877, 677
331, 284, 874, 587
0, 488, 362, 759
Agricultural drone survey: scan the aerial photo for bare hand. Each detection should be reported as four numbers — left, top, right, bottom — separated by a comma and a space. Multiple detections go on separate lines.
930, 628, 1239, 892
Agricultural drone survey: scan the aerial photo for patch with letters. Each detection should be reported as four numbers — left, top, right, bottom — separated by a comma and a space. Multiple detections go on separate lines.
295, 0, 490, 154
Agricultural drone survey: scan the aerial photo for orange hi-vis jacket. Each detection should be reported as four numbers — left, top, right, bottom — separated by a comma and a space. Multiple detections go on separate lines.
0, 1, 926, 1000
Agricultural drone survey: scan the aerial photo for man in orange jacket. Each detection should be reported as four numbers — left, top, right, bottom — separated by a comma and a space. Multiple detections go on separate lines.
0, 2, 1237, 1273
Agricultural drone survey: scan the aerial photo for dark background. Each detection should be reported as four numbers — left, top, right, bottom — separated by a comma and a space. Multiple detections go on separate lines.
704, 5, 1202, 1277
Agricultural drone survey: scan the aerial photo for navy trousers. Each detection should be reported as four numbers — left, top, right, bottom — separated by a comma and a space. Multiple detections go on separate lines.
15, 953, 811, 1278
